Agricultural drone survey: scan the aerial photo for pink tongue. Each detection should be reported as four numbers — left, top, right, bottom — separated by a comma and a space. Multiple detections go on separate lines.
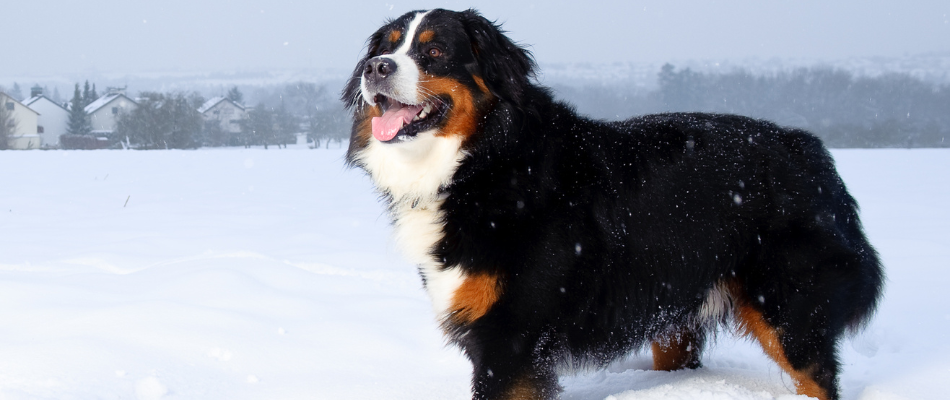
372, 104, 424, 141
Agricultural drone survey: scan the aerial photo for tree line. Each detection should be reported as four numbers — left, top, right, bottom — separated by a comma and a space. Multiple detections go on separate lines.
11, 65, 948, 149
553, 65, 950, 148
50, 81, 349, 150
113, 83, 348, 150
0, 82, 64, 104
114, 84, 346, 149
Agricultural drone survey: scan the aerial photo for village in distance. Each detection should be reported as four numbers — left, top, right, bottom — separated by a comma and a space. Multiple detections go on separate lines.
0, 81, 349, 151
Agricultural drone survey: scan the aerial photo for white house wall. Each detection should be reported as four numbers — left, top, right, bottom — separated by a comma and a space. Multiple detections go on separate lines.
3, 94, 40, 149
89, 97, 136, 133
204, 101, 245, 134
28, 98, 69, 147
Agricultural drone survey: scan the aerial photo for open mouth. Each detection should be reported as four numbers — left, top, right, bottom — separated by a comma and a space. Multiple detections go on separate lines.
371, 94, 447, 142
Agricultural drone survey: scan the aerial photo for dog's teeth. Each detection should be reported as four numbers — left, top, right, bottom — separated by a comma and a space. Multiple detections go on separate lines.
411, 103, 433, 122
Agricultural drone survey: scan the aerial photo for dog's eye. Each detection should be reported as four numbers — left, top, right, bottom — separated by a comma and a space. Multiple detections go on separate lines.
428, 47, 443, 58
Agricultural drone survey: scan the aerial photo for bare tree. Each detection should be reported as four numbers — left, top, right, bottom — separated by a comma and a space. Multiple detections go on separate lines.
116, 92, 202, 149
239, 104, 275, 148
0, 95, 17, 150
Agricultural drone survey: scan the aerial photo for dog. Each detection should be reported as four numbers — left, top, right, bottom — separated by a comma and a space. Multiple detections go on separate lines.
343, 9, 883, 400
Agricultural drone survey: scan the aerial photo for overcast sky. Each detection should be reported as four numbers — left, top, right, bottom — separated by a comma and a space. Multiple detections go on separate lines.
5, 0, 949, 77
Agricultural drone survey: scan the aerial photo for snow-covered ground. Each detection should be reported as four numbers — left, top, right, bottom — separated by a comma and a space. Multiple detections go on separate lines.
0, 147, 947, 400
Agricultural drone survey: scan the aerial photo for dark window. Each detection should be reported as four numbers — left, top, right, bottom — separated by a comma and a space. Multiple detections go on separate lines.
37, 126, 45, 133
4, 102, 13, 111
112, 107, 119, 115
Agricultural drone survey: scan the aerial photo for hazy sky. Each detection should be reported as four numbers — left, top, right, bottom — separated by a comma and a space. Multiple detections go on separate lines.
6, 0, 949, 77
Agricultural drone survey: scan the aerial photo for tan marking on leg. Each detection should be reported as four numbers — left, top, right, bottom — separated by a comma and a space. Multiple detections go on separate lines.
418, 29, 435, 43
388, 30, 402, 43
735, 303, 830, 400
502, 373, 553, 400
652, 329, 701, 371
504, 380, 539, 400
449, 272, 502, 324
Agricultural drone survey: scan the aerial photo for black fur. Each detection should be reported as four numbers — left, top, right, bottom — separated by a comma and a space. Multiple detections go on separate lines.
458, 10, 537, 108
344, 9, 883, 400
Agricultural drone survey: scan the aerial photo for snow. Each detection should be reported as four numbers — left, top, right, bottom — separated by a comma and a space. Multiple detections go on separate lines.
197, 96, 226, 114
196, 97, 244, 115
83, 93, 122, 114
1, 147, 948, 400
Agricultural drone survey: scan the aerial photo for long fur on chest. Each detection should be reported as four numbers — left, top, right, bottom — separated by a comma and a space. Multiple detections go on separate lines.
355, 132, 469, 317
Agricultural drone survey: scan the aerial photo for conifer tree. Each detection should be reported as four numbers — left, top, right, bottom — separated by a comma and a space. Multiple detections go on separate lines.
82, 81, 92, 108
226, 86, 244, 105
67, 84, 91, 136
11, 83, 23, 101
0, 94, 16, 149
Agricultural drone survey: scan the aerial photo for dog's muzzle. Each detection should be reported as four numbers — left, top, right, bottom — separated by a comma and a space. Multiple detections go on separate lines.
362, 57, 399, 97
364, 57, 397, 81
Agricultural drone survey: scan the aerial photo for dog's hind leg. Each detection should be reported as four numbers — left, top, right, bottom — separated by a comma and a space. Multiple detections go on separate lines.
734, 301, 838, 400
733, 224, 879, 400
651, 327, 705, 371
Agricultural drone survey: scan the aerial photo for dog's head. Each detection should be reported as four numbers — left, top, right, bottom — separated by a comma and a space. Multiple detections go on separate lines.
343, 9, 536, 162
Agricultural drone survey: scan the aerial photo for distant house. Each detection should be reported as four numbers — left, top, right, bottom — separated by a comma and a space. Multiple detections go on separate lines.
84, 88, 138, 136
1, 92, 41, 149
198, 96, 246, 134
23, 86, 69, 148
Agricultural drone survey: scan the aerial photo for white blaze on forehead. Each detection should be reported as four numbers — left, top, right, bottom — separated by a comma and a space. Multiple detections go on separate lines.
395, 10, 431, 55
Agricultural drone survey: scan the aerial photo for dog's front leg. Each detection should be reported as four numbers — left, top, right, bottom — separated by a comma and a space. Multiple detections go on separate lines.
466, 337, 559, 400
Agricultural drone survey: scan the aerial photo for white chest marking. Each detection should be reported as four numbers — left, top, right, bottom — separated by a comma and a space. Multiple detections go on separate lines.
391, 200, 465, 317
358, 130, 465, 203
357, 130, 468, 317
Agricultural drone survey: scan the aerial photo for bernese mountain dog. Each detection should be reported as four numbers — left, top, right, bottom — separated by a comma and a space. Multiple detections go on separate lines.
343, 9, 884, 400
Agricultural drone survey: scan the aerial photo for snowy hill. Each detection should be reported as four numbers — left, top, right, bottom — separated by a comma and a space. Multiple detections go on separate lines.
0, 147, 947, 399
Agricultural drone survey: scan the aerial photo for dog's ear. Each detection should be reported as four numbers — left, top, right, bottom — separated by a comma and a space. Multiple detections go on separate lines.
341, 25, 388, 110
460, 9, 537, 107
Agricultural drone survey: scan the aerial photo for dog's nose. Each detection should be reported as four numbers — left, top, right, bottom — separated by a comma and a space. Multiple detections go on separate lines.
364, 57, 397, 80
